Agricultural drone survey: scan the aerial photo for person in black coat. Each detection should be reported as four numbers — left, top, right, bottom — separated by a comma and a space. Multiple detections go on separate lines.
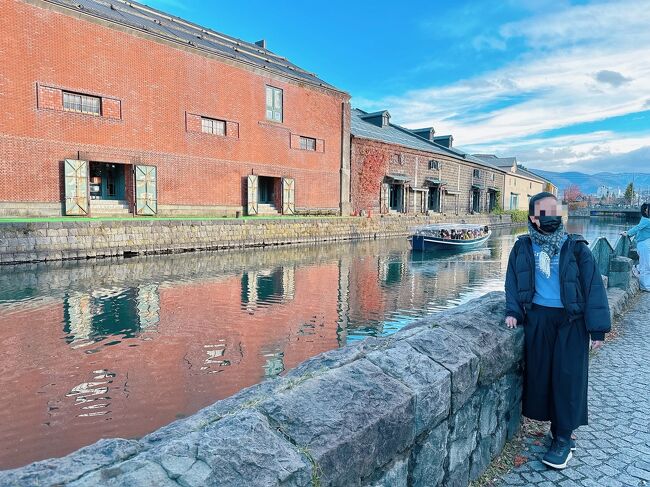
505, 192, 610, 470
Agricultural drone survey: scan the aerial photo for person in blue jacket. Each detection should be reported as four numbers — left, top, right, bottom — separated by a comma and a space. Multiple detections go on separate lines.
622, 203, 650, 291
504, 192, 610, 470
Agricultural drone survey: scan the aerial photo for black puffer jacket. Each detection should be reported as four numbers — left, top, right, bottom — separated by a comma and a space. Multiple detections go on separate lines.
505, 234, 611, 340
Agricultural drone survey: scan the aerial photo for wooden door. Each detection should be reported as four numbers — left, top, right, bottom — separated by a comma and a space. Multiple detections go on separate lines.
64, 159, 89, 216
135, 165, 157, 215
282, 177, 295, 215
247, 175, 259, 215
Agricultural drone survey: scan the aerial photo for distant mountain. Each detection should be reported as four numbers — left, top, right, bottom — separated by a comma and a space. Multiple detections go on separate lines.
529, 169, 650, 195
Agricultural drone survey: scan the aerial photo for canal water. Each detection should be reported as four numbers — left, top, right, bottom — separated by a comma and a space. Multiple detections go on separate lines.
0, 218, 631, 469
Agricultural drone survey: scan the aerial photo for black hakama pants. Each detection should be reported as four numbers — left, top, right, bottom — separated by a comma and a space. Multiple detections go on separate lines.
522, 304, 590, 433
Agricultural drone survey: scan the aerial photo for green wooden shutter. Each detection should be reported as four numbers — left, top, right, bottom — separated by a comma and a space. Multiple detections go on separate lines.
247, 175, 259, 215
64, 159, 89, 216
135, 165, 157, 215
380, 183, 389, 214
282, 177, 295, 215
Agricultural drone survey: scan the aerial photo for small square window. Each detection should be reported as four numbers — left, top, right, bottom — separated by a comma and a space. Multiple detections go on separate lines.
473, 169, 481, 178
299, 136, 316, 151
63, 91, 101, 115
201, 117, 226, 136
428, 160, 440, 170
266, 86, 283, 122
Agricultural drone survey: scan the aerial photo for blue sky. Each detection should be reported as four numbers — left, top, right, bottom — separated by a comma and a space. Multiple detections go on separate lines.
148, 0, 650, 173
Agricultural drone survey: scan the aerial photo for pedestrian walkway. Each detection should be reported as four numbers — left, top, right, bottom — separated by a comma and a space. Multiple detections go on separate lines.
498, 292, 650, 487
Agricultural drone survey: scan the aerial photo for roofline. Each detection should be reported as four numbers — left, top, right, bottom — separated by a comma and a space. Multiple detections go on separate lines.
32, 0, 350, 98
350, 133, 506, 173
352, 108, 509, 173
503, 169, 547, 184
399, 126, 508, 172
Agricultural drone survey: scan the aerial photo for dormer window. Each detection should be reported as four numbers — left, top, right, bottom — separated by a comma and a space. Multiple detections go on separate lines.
360, 110, 391, 128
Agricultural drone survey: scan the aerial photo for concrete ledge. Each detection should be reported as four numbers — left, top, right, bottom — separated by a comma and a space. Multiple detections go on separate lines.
0, 292, 524, 486
0, 214, 514, 265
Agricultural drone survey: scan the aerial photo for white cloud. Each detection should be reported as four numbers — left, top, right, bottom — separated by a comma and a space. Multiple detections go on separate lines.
355, 0, 650, 173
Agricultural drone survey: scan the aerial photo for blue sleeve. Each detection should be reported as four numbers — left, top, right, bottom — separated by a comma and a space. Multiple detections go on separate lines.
505, 244, 524, 323
628, 218, 650, 237
577, 242, 611, 339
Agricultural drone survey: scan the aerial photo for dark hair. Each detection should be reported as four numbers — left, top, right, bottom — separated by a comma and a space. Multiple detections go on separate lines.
528, 192, 557, 216
642, 203, 649, 218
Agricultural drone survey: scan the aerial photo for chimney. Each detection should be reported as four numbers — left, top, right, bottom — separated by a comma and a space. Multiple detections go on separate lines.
360, 110, 391, 128
432, 135, 453, 148
255, 39, 267, 49
411, 127, 435, 141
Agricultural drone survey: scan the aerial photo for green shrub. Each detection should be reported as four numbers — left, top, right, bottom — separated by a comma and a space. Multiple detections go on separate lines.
507, 210, 529, 223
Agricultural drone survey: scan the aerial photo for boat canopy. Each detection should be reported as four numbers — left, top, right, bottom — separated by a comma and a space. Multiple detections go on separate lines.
414, 223, 488, 232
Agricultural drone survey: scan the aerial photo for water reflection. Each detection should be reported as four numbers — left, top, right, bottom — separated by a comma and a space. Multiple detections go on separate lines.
0, 218, 622, 469
63, 285, 160, 348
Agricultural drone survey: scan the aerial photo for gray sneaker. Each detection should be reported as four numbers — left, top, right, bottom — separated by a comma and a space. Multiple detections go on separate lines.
542, 437, 573, 469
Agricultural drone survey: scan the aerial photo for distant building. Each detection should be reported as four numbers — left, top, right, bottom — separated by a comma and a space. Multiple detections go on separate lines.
350, 110, 505, 216
473, 155, 555, 211
1, 0, 351, 218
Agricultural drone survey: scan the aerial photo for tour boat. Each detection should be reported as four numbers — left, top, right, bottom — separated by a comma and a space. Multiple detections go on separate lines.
408, 224, 491, 252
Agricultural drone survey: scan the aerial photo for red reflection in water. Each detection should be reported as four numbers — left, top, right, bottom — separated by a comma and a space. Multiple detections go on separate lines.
0, 264, 340, 469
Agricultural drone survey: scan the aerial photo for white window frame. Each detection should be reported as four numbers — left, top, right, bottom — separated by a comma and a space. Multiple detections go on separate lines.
299, 136, 316, 151
63, 91, 101, 115
266, 86, 283, 122
201, 117, 226, 136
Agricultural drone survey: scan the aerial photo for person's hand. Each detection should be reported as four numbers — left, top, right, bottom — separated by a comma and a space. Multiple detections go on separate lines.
591, 340, 604, 350
505, 316, 518, 329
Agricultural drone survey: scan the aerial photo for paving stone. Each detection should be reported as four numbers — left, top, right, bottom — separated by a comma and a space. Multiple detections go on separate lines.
495, 293, 650, 487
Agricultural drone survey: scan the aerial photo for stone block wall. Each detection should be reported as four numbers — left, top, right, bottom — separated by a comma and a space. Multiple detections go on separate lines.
0, 214, 512, 265
0, 292, 525, 487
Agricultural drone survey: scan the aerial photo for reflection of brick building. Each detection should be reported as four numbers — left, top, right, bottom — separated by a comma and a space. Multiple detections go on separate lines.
0, 261, 341, 469
350, 109, 505, 216
0, 0, 350, 218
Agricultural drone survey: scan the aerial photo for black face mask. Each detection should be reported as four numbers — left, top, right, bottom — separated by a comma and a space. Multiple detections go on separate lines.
537, 216, 562, 233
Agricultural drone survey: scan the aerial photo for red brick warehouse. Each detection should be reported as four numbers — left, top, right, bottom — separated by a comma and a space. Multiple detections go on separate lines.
0, 0, 351, 218
350, 109, 506, 217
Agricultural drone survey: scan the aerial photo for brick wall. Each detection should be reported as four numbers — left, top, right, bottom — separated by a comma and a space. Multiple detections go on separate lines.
350, 137, 506, 216
0, 0, 349, 215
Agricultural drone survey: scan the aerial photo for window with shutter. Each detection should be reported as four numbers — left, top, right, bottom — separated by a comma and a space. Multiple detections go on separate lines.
266, 86, 283, 122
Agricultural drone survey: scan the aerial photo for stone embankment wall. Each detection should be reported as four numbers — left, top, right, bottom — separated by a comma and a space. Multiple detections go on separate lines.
0, 214, 512, 264
0, 293, 524, 487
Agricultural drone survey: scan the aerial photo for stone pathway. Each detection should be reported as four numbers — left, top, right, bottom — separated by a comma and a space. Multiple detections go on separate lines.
497, 292, 650, 487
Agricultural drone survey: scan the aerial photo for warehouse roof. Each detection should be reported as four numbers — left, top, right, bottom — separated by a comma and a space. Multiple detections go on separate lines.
44, 0, 343, 93
473, 154, 549, 184
352, 109, 504, 171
